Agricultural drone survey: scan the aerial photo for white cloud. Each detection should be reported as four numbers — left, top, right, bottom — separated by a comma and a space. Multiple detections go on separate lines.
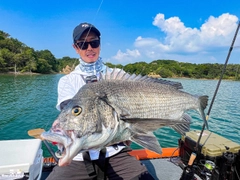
152, 13, 238, 52
110, 13, 239, 64
112, 49, 141, 64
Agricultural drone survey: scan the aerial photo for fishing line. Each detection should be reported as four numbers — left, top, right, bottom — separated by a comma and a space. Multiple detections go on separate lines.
72, 0, 104, 69
81, 0, 104, 43
194, 21, 240, 152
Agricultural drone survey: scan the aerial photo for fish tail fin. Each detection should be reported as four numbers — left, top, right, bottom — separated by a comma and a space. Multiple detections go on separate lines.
198, 95, 209, 129
171, 113, 192, 135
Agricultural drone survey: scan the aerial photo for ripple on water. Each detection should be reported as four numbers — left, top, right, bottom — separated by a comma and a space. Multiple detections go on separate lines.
0, 76, 240, 147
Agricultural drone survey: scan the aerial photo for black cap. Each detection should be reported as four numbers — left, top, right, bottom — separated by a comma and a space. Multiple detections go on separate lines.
73, 22, 101, 42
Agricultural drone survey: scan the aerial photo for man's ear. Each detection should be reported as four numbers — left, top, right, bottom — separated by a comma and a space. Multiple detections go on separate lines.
72, 44, 77, 49
73, 44, 79, 53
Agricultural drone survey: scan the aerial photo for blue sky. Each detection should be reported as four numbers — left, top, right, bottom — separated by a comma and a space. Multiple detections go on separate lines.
1, 0, 240, 65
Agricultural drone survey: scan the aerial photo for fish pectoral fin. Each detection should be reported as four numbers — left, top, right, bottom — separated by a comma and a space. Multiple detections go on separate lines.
171, 113, 192, 135
131, 133, 162, 155
131, 130, 162, 154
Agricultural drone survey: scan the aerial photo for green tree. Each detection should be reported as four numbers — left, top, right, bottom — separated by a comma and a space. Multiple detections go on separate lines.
21, 48, 37, 72
0, 48, 14, 71
105, 62, 124, 69
0, 55, 7, 70
123, 62, 148, 75
157, 67, 173, 78
0, 31, 10, 40
37, 58, 52, 74
57, 56, 79, 72
36, 50, 58, 72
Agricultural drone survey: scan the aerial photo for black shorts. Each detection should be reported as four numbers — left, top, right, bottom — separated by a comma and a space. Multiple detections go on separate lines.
46, 147, 154, 180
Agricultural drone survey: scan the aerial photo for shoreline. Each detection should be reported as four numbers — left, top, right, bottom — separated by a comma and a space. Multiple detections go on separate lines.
0, 72, 41, 75
0, 72, 238, 81
0, 72, 62, 75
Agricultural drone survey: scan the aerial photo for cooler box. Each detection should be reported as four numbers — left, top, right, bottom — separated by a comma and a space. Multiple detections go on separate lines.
0, 139, 43, 180
179, 130, 240, 179
179, 130, 240, 161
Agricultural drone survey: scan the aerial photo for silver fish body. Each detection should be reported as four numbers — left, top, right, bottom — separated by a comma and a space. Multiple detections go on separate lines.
41, 69, 208, 166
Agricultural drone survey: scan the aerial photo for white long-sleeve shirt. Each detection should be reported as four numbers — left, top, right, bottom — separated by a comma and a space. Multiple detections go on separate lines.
56, 64, 125, 161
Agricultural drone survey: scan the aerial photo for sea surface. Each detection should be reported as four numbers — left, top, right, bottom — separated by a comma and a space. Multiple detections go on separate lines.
0, 74, 240, 156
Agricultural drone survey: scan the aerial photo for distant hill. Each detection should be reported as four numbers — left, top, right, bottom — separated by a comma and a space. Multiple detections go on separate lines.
1, 30, 239, 80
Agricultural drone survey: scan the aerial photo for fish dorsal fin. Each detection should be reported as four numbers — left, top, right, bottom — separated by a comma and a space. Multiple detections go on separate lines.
100, 68, 183, 89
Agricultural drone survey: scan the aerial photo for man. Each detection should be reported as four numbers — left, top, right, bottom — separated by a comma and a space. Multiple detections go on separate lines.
47, 22, 154, 180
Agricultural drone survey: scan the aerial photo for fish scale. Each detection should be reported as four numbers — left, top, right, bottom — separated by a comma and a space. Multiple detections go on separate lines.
87, 80, 196, 120
41, 69, 208, 166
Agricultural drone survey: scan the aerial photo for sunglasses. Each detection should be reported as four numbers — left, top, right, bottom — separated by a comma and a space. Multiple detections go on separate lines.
76, 40, 100, 50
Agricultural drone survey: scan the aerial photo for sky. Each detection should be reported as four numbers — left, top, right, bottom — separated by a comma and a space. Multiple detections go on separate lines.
1, 0, 240, 65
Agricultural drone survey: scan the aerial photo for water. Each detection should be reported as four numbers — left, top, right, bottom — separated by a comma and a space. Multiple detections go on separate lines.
0, 74, 240, 156
0, 74, 61, 140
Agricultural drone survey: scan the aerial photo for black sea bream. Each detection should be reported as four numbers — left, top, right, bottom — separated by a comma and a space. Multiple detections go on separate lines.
41, 69, 208, 166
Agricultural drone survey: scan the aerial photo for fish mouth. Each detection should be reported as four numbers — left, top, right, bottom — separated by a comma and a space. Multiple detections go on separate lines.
42, 130, 104, 166
41, 121, 118, 166
55, 144, 66, 159
41, 129, 83, 166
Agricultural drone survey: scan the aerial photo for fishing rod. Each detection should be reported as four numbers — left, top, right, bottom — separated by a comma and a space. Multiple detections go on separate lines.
194, 21, 240, 152
180, 21, 240, 180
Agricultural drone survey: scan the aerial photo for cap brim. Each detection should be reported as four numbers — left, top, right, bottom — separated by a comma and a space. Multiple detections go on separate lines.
74, 27, 100, 42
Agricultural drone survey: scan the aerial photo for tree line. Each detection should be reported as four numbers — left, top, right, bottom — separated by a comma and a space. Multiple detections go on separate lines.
0, 30, 239, 80
109, 60, 240, 80
0, 30, 79, 74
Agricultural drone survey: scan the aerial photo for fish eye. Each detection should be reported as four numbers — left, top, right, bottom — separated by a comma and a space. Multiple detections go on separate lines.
72, 106, 82, 116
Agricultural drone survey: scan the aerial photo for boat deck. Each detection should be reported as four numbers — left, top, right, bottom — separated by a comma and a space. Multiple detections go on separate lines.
142, 157, 183, 180
40, 157, 201, 180
142, 157, 201, 180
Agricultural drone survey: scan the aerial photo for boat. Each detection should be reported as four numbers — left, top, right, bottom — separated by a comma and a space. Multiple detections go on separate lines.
0, 129, 240, 180
1, 17, 240, 180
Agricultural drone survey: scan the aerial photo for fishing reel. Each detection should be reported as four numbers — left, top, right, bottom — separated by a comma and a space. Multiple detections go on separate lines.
199, 160, 216, 180
197, 147, 238, 180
